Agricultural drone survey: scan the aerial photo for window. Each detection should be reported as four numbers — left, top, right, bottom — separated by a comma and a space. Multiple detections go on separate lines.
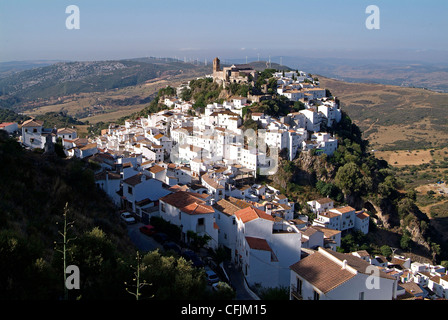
296, 278, 303, 295
33, 128, 37, 133
198, 218, 204, 226
161, 203, 165, 212
128, 186, 133, 194
313, 290, 320, 300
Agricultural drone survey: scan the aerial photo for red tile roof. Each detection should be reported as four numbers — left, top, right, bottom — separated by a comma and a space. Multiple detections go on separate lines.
235, 206, 275, 224
160, 191, 213, 215
245, 237, 272, 252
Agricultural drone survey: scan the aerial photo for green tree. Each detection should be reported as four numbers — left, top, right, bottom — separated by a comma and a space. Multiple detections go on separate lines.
142, 250, 207, 300
400, 232, 412, 251
335, 162, 365, 196
380, 245, 392, 258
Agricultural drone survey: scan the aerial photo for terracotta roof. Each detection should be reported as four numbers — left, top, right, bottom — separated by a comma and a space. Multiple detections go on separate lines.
311, 225, 341, 237
400, 282, 424, 296
245, 237, 272, 252
94, 171, 121, 181
290, 251, 356, 293
21, 119, 44, 127
324, 250, 395, 280
147, 165, 165, 174
316, 197, 334, 205
168, 185, 189, 192
123, 173, 145, 186
202, 173, 224, 189
227, 197, 252, 209
160, 191, 213, 215
0, 122, 16, 127
332, 206, 355, 214
319, 211, 340, 218
356, 211, 370, 220
213, 199, 243, 216
235, 206, 275, 224
80, 143, 97, 151
182, 202, 215, 215
57, 128, 77, 134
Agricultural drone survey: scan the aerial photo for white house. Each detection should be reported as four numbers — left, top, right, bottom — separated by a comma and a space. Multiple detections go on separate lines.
307, 198, 334, 214
355, 210, 370, 234
0, 122, 19, 134
94, 170, 122, 206
158, 191, 219, 250
289, 247, 397, 300
56, 128, 77, 141
122, 173, 171, 218
428, 274, 448, 299
213, 197, 251, 259
234, 206, 302, 288
21, 119, 46, 149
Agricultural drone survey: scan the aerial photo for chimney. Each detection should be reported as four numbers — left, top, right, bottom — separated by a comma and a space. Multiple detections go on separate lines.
342, 259, 347, 270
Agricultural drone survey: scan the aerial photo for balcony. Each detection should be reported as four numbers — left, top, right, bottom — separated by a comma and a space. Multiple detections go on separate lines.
290, 284, 303, 300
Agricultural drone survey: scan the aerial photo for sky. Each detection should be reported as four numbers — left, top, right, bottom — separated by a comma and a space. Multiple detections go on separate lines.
0, 0, 447, 63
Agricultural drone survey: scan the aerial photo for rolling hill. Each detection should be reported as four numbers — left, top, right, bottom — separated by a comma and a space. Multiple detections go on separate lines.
319, 76, 448, 151
0, 57, 211, 111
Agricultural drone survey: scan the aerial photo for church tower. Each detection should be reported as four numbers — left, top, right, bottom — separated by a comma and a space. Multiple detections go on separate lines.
213, 57, 220, 72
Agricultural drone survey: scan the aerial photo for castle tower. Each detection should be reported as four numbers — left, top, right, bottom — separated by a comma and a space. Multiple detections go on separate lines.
213, 57, 221, 72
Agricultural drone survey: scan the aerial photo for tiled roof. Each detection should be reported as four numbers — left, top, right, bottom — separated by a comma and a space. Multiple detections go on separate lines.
123, 173, 145, 186
213, 198, 243, 216
245, 237, 272, 252
235, 206, 275, 224
316, 197, 334, 204
290, 251, 356, 294
21, 119, 44, 127
147, 165, 165, 174
311, 225, 341, 237
332, 206, 355, 214
160, 191, 213, 215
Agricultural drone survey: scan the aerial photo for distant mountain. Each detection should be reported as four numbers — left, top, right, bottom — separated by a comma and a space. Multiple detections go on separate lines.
0, 60, 65, 79
224, 59, 292, 72
272, 56, 448, 93
0, 58, 211, 109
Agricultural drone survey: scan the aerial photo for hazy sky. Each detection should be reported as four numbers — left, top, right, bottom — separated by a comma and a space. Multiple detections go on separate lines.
0, 0, 447, 63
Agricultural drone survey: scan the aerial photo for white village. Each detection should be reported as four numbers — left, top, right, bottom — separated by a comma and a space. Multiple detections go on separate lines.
4, 58, 447, 300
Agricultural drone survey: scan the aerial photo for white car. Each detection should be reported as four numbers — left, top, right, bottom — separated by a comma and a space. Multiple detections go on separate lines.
205, 267, 219, 285
120, 212, 136, 224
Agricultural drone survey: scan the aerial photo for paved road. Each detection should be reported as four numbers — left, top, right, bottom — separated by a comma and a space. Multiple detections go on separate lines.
125, 222, 256, 300
222, 261, 256, 300
126, 222, 163, 252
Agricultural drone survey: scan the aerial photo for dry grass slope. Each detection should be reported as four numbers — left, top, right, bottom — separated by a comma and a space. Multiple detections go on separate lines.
319, 76, 448, 151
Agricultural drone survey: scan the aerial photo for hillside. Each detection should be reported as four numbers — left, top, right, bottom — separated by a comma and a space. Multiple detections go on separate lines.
0, 58, 211, 112
319, 76, 448, 151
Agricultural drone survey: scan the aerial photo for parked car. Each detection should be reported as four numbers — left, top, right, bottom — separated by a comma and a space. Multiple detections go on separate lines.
120, 212, 136, 224
163, 241, 182, 255
182, 250, 204, 268
153, 232, 169, 244
139, 224, 156, 236
204, 266, 219, 285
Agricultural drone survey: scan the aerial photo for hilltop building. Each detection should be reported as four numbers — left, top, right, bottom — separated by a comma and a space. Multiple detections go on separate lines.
212, 57, 258, 87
